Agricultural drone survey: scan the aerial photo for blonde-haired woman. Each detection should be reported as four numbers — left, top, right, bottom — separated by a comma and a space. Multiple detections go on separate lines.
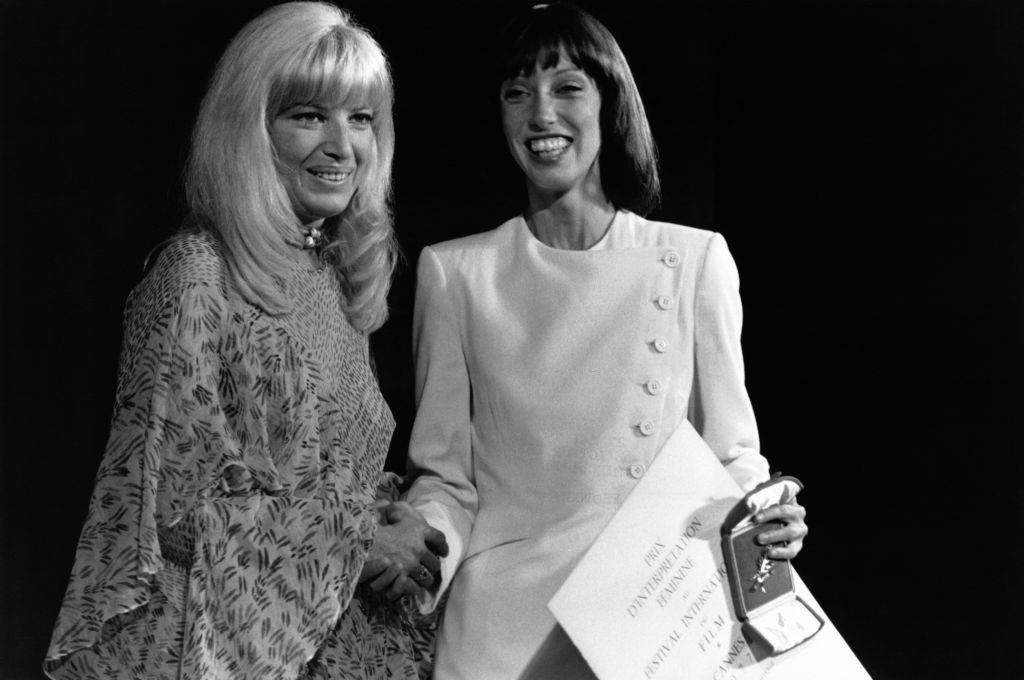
44, 3, 445, 679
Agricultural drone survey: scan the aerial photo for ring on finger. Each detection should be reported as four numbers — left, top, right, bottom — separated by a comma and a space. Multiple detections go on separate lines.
414, 566, 431, 585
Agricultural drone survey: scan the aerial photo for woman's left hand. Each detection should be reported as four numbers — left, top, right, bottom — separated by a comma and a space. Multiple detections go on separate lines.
360, 501, 449, 600
753, 502, 808, 560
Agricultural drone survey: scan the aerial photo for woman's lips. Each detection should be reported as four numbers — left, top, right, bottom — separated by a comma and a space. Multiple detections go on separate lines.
526, 136, 571, 159
307, 168, 353, 183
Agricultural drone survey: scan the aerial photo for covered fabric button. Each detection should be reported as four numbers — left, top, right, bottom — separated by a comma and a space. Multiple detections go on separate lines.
652, 338, 669, 353
638, 420, 656, 436
645, 379, 662, 395
628, 463, 647, 479
662, 251, 681, 268
655, 295, 673, 310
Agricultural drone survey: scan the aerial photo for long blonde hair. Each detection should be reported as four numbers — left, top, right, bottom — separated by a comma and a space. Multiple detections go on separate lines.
186, 1, 397, 333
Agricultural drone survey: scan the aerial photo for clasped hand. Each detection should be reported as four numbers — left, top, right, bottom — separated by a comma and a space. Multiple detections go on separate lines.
359, 501, 449, 601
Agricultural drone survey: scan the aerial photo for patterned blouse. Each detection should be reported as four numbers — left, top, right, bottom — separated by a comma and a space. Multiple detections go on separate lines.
44, 234, 434, 680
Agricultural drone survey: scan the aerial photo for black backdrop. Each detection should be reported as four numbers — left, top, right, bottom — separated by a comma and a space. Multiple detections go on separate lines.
2, 1, 1022, 678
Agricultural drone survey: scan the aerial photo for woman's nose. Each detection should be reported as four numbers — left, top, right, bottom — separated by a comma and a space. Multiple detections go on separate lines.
529, 92, 557, 129
322, 119, 352, 159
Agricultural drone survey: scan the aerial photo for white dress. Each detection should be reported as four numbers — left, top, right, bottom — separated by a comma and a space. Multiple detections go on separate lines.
406, 211, 770, 679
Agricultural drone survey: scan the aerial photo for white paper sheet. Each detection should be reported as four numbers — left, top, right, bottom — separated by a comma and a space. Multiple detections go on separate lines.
548, 421, 871, 680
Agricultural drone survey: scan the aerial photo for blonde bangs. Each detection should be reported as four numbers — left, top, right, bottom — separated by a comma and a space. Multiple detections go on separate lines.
269, 25, 391, 118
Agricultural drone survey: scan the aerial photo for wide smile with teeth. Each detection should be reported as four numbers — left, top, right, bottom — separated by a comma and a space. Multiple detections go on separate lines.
309, 169, 352, 183
527, 136, 571, 158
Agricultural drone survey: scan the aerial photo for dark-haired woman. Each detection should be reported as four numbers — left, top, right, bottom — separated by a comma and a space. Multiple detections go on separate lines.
404, 3, 808, 678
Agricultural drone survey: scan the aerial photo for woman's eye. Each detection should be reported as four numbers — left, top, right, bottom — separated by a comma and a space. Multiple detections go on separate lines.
292, 111, 325, 125
556, 82, 585, 95
350, 111, 374, 126
502, 87, 529, 103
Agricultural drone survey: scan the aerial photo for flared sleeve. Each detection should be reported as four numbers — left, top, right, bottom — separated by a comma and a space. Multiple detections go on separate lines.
690, 233, 771, 491
44, 241, 376, 680
405, 246, 476, 612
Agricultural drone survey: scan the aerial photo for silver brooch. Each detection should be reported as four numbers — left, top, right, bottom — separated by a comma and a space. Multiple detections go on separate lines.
748, 550, 776, 593
303, 226, 324, 250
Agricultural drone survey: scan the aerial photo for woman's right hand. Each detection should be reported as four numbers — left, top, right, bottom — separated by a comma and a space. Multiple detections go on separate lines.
360, 501, 449, 600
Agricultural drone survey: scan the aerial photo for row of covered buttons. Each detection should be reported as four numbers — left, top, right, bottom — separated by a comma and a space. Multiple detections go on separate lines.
654, 250, 680, 311
629, 250, 681, 478
639, 249, 679, 435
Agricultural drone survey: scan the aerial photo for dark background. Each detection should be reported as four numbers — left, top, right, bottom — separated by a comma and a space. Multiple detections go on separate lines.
2, 1, 1022, 678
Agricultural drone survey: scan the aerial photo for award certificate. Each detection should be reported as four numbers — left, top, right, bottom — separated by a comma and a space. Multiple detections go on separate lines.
548, 421, 872, 680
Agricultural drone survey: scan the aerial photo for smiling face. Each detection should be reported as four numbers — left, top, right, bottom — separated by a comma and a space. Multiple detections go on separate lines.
500, 54, 604, 203
269, 99, 377, 228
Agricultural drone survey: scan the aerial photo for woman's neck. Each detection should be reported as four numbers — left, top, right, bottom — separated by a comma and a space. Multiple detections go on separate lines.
524, 186, 616, 251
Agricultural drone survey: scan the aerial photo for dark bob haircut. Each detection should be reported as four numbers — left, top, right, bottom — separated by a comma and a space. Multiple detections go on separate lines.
494, 2, 660, 216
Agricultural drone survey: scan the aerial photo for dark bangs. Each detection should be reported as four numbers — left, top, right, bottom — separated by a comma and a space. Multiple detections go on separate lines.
495, 4, 616, 89
269, 25, 390, 117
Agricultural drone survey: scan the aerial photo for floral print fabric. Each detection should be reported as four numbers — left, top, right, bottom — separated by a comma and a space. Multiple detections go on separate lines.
44, 234, 428, 679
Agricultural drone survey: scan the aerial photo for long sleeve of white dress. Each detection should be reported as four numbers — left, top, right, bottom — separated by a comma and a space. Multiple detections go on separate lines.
406, 246, 477, 609
689, 233, 769, 491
